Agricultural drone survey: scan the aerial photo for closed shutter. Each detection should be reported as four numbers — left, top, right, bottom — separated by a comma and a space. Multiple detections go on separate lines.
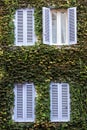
14, 83, 35, 122
68, 7, 77, 44
43, 7, 51, 44
15, 10, 24, 46
14, 84, 24, 122
50, 83, 70, 122
27, 9, 35, 45
26, 83, 35, 122
61, 83, 70, 121
15, 9, 35, 46
50, 83, 59, 121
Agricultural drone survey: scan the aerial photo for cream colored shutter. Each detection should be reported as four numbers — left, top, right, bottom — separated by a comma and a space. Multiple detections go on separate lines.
43, 7, 51, 44
61, 83, 70, 122
25, 83, 35, 122
68, 7, 77, 44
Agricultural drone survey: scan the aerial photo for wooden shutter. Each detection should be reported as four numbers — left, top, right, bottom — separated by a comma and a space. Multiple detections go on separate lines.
14, 83, 35, 122
27, 9, 35, 45
43, 7, 51, 44
68, 7, 77, 44
15, 9, 35, 46
15, 10, 24, 46
50, 83, 59, 121
50, 83, 70, 122
61, 83, 70, 121
25, 83, 35, 122
14, 84, 24, 122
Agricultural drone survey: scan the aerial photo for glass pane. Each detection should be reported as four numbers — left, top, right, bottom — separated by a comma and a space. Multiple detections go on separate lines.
61, 12, 66, 43
52, 12, 57, 43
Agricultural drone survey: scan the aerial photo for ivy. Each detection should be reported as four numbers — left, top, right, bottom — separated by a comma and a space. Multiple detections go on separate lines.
0, 0, 87, 129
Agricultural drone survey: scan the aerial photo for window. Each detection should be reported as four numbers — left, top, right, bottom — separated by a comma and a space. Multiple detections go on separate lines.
14, 8, 35, 46
43, 7, 77, 45
13, 83, 35, 122
50, 83, 70, 122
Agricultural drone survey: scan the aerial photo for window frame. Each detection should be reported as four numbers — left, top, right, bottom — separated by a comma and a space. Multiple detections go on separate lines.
50, 82, 70, 122
13, 83, 35, 122
51, 9, 68, 45
43, 7, 77, 45
14, 8, 35, 46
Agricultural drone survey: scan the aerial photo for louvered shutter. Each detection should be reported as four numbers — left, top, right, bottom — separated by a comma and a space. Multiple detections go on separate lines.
68, 7, 77, 44
61, 83, 70, 121
14, 84, 24, 122
25, 83, 35, 122
27, 9, 35, 45
15, 10, 24, 46
15, 9, 35, 46
43, 7, 51, 44
50, 83, 59, 121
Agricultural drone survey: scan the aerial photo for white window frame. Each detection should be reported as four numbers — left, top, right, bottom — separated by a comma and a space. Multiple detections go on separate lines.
14, 8, 35, 46
50, 82, 70, 122
43, 7, 77, 45
51, 9, 68, 45
13, 83, 35, 122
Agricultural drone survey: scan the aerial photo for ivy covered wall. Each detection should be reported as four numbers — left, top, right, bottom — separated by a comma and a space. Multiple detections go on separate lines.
0, 0, 87, 129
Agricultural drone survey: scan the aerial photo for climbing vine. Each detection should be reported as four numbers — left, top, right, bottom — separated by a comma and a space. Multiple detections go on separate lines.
0, 0, 87, 129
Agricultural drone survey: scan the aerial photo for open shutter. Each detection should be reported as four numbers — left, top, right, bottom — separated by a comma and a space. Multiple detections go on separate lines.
50, 83, 59, 121
61, 83, 70, 121
15, 10, 24, 46
27, 9, 35, 45
43, 7, 51, 44
25, 83, 35, 122
14, 84, 24, 122
68, 7, 77, 44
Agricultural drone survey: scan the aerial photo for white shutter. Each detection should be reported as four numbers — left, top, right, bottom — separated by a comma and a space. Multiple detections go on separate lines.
68, 7, 77, 44
14, 83, 35, 122
15, 9, 35, 46
43, 7, 51, 44
25, 83, 35, 122
14, 84, 24, 122
50, 83, 70, 122
15, 10, 24, 46
50, 83, 59, 121
61, 83, 70, 121
27, 9, 35, 45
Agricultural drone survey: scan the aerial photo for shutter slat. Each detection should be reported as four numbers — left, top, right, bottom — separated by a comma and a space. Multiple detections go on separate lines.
43, 7, 51, 44
68, 7, 77, 44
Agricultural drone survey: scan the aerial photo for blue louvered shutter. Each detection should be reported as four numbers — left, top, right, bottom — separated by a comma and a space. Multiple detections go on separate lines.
43, 7, 51, 44
68, 7, 77, 44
